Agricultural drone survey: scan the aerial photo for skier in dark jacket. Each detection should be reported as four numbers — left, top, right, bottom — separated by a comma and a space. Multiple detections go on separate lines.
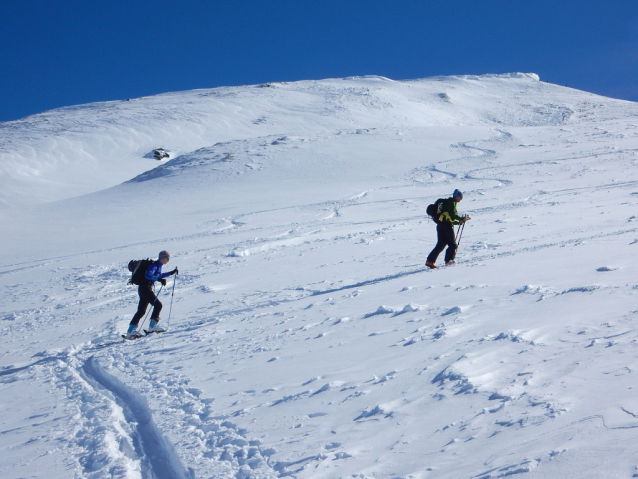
126, 250, 178, 338
426, 189, 470, 269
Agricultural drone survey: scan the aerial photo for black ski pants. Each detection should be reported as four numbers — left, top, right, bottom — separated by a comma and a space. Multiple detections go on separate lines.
130, 283, 162, 326
427, 221, 457, 264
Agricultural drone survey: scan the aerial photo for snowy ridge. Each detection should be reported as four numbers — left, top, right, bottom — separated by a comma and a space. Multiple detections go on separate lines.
1, 72, 626, 208
3, 73, 638, 477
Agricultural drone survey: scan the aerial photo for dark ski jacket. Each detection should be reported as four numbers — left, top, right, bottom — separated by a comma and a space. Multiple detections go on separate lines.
144, 261, 173, 284
437, 197, 464, 225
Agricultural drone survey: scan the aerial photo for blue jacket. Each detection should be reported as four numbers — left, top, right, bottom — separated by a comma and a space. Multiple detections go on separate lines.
145, 261, 172, 283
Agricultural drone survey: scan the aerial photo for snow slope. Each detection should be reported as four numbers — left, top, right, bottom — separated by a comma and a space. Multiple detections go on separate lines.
3, 73, 638, 478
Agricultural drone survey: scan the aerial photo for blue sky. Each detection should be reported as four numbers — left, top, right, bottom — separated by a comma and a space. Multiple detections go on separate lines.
2, 1, 638, 122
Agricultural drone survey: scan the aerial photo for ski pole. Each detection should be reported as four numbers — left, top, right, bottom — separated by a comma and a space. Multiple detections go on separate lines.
166, 273, 177, 330
456, 222, 466, 246
139, 284, 163, 332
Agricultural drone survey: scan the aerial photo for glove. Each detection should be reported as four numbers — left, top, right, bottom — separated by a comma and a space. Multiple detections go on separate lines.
159, 278, 167, 286
171, 268, 179, 275
460, 215, 471, 224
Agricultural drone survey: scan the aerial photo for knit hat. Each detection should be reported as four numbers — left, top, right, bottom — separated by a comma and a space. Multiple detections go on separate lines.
453, 189, 463, 199
159, 250, 170, 259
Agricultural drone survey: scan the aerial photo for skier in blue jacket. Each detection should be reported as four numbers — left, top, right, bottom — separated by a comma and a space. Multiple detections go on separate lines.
126, 250, 178, 338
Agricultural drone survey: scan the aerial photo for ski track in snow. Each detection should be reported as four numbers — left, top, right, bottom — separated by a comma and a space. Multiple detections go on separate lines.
4, 74, 638, 477
1, 344, 280, 478
81, 356, 191, 479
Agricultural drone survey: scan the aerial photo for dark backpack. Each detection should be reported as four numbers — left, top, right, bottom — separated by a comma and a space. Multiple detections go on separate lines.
128, 258, 153, 285
426, 198, 446, 222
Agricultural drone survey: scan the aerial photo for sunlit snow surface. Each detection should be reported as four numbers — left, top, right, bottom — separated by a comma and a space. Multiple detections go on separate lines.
3, 73, 638, 478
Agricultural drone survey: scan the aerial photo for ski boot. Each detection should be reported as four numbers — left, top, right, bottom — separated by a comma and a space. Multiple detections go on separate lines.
146, 319, 166, 333
124, 324, 144, 339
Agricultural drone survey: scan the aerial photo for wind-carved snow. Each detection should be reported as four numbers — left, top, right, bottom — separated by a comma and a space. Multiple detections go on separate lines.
432, 365, 477, 395
4, 72, 638, 478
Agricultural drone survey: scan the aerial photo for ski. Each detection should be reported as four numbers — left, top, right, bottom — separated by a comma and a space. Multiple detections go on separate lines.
122, 333, 146, 340
144, 329, 166, 335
